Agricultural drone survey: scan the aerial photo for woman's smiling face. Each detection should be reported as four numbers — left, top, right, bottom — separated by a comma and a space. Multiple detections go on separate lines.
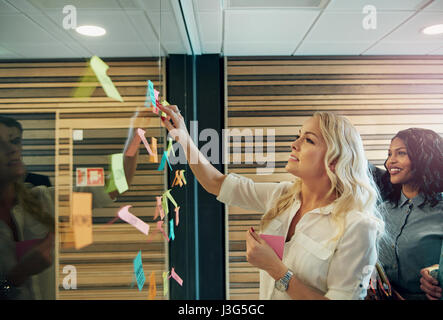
385, 137, 414, 185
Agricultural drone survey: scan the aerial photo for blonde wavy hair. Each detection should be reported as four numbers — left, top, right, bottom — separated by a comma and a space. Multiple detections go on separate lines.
260, 111, 384, 241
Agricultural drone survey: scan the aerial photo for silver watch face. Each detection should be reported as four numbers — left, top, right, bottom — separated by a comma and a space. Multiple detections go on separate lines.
275, 279, 287, 292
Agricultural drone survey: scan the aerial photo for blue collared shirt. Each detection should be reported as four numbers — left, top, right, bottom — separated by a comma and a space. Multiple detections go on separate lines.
378, 192, 443, 297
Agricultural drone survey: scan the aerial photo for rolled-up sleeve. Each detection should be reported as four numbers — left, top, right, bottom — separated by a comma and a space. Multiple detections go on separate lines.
216, 173, 289, 214
325, 215, 380, 300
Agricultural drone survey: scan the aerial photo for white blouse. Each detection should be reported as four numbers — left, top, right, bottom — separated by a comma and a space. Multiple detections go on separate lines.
217, 173, 382, 300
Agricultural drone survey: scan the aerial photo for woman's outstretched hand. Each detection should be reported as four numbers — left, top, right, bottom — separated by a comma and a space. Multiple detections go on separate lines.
158, 104, 190, 144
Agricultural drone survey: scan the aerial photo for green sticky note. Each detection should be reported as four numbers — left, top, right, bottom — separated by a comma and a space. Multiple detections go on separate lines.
90, 55, 124, 102
104, 172, 117, 193
166, 137, 175, 157
110, 153, 128, 194
165, 189, 178, 208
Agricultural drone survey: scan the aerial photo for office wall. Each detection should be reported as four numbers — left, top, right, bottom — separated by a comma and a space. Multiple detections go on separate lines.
0, 59, 168, 299
225, 56, 443, 299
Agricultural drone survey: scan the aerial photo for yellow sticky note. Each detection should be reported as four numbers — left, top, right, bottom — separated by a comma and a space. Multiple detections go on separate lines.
71, 192, 93, 250
148, 272, 157, 300
162, 271, 169, 296
90, 55, 124, 102
72, 65, 97, 98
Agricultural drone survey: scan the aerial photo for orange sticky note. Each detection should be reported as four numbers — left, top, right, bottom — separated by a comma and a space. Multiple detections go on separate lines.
149, 137, 158, 163
154, 196, 165, 220
148, 272, 157, 300
71, 192, 93, 250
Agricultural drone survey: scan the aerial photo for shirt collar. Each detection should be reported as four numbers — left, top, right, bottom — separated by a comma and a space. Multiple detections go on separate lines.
399, 191, 426, 208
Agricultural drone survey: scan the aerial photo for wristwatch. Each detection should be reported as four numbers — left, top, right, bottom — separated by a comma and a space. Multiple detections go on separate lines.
275, 269, 294, 292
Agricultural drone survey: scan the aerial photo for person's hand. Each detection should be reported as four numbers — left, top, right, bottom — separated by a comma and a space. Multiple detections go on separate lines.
419, 265, 442, 300
8, 232, 54, 286
245, 228, 286, 279
158, 104, 190, 145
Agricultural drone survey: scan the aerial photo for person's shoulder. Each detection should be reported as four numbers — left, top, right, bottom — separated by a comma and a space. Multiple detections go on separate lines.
344, 210, 383, 233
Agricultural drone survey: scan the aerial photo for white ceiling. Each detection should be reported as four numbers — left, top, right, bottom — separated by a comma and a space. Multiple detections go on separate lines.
0, 0, 443, 59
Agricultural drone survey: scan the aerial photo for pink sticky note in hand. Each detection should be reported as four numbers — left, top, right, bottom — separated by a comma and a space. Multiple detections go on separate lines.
259, 234, 285, 260
16, 238, 41, 260
118, 205, 150, 235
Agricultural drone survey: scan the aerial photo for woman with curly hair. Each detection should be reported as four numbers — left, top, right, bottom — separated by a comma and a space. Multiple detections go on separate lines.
378, 128, 443, 300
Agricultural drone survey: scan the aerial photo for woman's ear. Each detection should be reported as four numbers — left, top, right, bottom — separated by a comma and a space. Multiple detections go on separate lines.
329, 159, 337, 173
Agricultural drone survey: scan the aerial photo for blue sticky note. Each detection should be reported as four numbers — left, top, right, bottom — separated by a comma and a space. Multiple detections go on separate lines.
157, 151, 173, 171
169, 219, 175, 241
133, 251, 145, 291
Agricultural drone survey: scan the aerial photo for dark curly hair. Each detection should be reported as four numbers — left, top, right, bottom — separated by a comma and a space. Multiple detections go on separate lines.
383, 128, 443, 207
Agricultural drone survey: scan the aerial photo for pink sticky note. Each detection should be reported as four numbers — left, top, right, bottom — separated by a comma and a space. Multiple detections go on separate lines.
16, 238, 41, 260
169, 267, 183, 286
259, 234, 285, 260
157, 221, 169, 242
137, 128, 155, 156
154, 196, 164, 220
125, 132, 141, 156
118, 205, 150, 235
175, 207, 180, 226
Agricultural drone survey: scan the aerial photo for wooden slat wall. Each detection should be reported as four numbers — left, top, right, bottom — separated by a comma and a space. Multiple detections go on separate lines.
0, 60, 169, 300
225, 56, 443, 300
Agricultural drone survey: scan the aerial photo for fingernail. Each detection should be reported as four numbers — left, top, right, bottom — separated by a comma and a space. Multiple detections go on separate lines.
251, 227, 255, 233
161, 116, 165, 121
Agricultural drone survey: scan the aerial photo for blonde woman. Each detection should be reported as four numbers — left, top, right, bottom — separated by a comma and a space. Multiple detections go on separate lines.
159, 105, 384, 300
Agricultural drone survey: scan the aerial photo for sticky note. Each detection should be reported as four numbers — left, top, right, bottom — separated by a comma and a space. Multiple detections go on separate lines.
117, 205, 150, 235
145, 80, 157, 113
125, 132, 141, 157
172, 170, 186, 187
157, 221, 169, 242
161, 193, 169, 216
164, 189, 178, 208
157, 151, 173, 171
148, 272, 157, 300
137, 128, 156, 157
162, 272, 169, 296
169, 267, 183, 286
175, 207, 180, 226
259, 234, 285, 260
169, 219, 175, 241
154, 196, 165, 220
149, 137, 158, 163
133, 251, 145, 291
104, 172, 117, 193
71, 192, 93, 250
110, 153, 128, 194
166, 137, 175, 157
90, 55, 124, 102
72, 65, 97, 98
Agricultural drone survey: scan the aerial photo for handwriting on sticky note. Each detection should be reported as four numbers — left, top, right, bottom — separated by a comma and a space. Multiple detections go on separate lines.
118, 205, 150, 235
72, 192, 93, 250
169, 267, 183, 286
133, 251, 145, 291
259, 234, 285, 260
110, 153, 128, 194
90, 55, 124, 102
